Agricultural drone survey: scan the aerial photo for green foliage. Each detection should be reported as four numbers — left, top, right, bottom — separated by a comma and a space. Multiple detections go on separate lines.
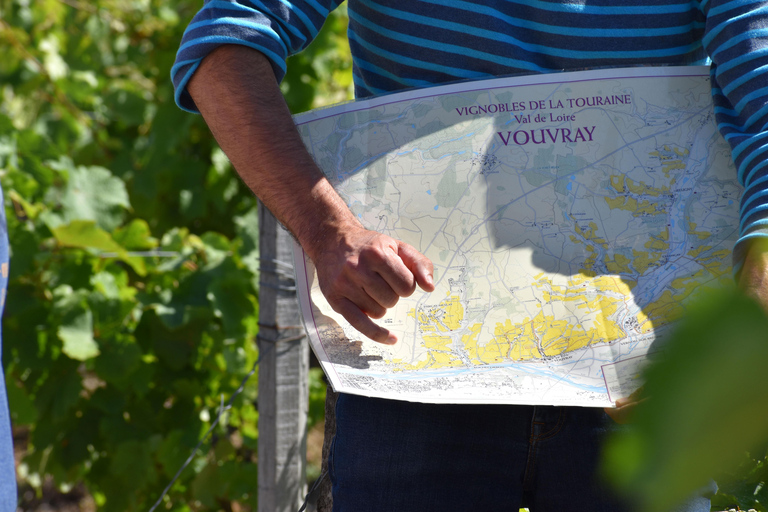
1, 0, 351, 510
307, 368, 327, 431
603, 286, 768, 512
281, 4, 354, 112
711, 451, 768, 512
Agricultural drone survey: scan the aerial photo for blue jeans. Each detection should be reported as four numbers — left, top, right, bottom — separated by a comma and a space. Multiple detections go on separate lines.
329, 394, 712, 512
0, 192, 15, 511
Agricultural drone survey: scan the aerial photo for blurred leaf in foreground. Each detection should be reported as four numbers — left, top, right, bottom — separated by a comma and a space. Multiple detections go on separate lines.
603, 284, 768, 512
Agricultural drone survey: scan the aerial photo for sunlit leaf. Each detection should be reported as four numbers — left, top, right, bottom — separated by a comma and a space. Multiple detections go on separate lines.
51, 219, 124, 253
46, 157, 130, 231
112, 218, 157, 250
58, 302, 100, 361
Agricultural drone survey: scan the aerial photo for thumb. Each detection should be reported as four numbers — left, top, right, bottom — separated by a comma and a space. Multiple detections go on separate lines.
397, 242, 435, 292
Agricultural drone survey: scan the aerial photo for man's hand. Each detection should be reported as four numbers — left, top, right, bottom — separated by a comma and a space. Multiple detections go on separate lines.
312, 226, 434, 344
604, 386, 646, 424
738, 238, 768, 314
188, 45, 435, 344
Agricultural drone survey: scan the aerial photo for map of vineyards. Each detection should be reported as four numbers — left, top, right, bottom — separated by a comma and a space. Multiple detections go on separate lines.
293, 67, 741, 406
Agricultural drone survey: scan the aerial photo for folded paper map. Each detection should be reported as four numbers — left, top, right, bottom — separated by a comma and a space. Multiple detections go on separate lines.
292, 66, 740, 406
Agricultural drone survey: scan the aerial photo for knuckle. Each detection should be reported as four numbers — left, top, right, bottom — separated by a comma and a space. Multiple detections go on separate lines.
367, 308, 386, 320
382, 298, 397, 309
401, 281, 417, 297
339, 258, 361, 279
381, 293, 399, 308
358, 247, 386, 266
327, 297, 348, 316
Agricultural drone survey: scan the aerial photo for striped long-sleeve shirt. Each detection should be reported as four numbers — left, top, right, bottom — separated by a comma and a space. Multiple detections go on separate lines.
172, 0, 768, 266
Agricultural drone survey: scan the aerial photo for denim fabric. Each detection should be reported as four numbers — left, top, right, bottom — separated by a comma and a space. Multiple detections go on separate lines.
330, 393, 710, 512
0, 190, 15, 511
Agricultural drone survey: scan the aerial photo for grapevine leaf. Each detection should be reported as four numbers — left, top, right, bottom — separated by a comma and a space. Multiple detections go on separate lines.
157, 429, 198, 478
46, 157, 130, 231
8, 190, 41, 219
4, 375, 38, 425
6, 226, 38, 279
121, 254, 148, 276
89, 386, 126, 417
308, 367, 327, 429
112, 219, 158, 250
103, 89, 147, 127
52, 220, 124, 253
33, 363, 83, 422
53, 286, 100, 361
191, 463, 222, 508
106, 438, 159, 506
93, 339, 142, 388
58, 307, 100, 361
90, 271, 122, 299
208, 277, 256, 339
153, 335, 194, 372
234, 206, 260, 289
225, 461, 259, 506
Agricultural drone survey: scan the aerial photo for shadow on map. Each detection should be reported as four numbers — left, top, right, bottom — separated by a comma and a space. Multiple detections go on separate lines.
311, 309, 383, 370
314, 95, 737, 391
303, 264, 382, 370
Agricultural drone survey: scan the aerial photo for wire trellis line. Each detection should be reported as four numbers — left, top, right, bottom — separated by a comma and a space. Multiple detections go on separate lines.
148, 330, 308, 512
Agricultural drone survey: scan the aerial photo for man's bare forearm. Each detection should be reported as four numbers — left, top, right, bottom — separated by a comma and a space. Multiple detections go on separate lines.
187, 45, 360, 261
187, 45, 434, 343
739, 238, 768, 311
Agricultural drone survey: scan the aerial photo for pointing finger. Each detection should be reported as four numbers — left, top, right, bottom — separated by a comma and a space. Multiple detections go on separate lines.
397, 241, 435, 292
332, 298, 398, 345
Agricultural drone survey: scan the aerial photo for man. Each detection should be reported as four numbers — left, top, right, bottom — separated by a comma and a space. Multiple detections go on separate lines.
173, 1, 768, 510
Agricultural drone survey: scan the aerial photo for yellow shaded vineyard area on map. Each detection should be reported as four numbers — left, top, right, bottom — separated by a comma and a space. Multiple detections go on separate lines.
651, 144, 689, 177
392, 266, 731, 371
388, 144, 731, 371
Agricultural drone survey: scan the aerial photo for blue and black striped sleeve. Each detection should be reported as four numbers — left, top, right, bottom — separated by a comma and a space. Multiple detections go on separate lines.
171, 0, 768, 265
704, 0, 768, 266
172, 0, 344, 113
